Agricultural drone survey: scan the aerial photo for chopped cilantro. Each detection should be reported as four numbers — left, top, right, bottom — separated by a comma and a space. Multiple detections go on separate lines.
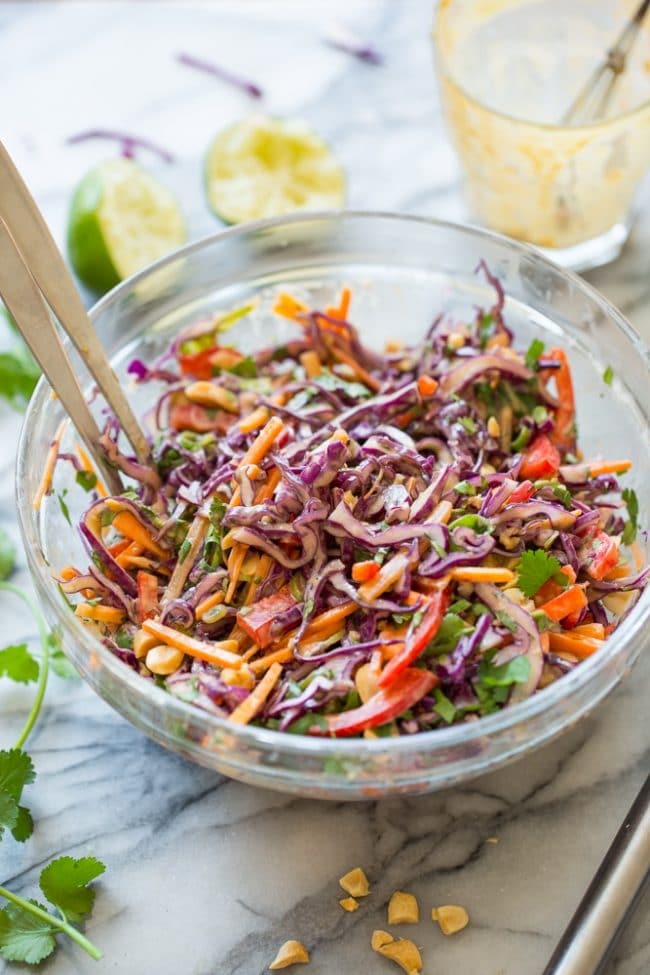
75, 470, 97, 492
227, 355, 257, 379
459, 416, 478, 435
517, 549, 567, 598
602, 365, 614, 385
56, 491, 71, 526
477, 654, 531, 687
525, 338, 545, 369
426, 612, 473, 656
621, 488, 639, 545
455, 480, 477, 496
495, 610, 518, 634
433, 688, 457, 724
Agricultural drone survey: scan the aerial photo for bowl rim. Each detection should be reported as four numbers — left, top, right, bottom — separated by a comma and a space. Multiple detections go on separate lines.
17, 209, 650, 760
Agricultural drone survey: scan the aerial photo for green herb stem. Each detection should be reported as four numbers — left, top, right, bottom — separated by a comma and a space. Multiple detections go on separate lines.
0, 886, 102, 961
0, 583, 50, 750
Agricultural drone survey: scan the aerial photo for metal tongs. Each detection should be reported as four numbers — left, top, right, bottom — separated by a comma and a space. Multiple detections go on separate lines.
0, 141, 155, 496
562, 0, 650, 124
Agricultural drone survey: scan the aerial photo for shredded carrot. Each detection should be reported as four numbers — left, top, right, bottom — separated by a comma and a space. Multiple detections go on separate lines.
115, 541, 144, 567
121, 555, 165, 572
74, 603, 125, 624
112, 511, 168, 559
75, 444, 107, 497
300, 350, 322, 379
108, 539, 131, 558
240, 416, 284, 469
229, 662, 282, 724
540, 631, 550, 654
588, 459, 632, 477
325, 286, 351, 321
358, 554, 410, 602
226, 544, 248, 603
417, 375, 438, 398
59, 566, 79, 581
352, 560, 381, 584
250, 645, 294, 674
195, 590, 225, 621
548, 631, 601, 659
450, 566, 515, 584
244, 553, 274, 605
141, 619, 242, 668
329, 342, 380, 392
431, 500, 453, 524
571, 622, 605, 640
33, 419, 66, 510
540, 584, 588, 622
273, 292, 309, 321
238, 406, 270, 434
304, 601, 357, 636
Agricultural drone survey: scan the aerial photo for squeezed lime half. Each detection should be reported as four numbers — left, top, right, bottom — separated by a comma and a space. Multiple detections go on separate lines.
67, 158, 186, 293
205, 115, 346, 224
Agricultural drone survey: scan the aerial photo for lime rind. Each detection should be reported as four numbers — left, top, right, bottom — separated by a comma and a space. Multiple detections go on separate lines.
67, 159, 186, 293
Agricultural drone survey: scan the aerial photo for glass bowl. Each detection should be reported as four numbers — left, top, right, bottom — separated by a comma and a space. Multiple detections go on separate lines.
16, 213, 650, 800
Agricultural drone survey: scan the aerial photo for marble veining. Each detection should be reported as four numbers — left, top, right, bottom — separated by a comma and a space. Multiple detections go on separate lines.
1, 2, 648, 973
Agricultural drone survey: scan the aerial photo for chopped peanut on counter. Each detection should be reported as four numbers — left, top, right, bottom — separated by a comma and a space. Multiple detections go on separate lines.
339, 867, 370, 898
268, 940, 310, 970
371, 931, 422, 975
339, 897, 359, 912
388, 890, 419, 925
432, 904, 470, 935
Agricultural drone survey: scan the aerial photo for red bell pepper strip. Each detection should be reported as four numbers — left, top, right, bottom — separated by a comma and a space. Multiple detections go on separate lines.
378, 586, 449, 688
136, 570, 159, 623
519, 434, 561, 480
178, 347, 218, 380
169, 400, 234, 434
507, 479, 535, 504
237, 586, 298, 649
584, 531, 619, 581
543, 347, 576, 450
325, 668, 438, 737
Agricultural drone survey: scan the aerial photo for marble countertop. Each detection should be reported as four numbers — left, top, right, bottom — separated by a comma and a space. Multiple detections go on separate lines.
1, 2, 648, 973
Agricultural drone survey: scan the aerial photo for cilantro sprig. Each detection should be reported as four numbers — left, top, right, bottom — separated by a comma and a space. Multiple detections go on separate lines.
517, 549, 568, 598
621, 488, 639, 545
0, 550, 105, 965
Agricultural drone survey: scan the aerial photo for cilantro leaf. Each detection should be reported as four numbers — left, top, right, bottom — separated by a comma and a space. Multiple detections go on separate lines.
517, 549, 566, 598
0, 527, 15, 580
459, 416, 477, 435
455, 480, 477, 496
621, 488, 639, 545
0, 644, 39, 684
227, 355, 257, 379
11, 805, 34, 842
602, 365, 614, 385
47, 631, 78, 680
39, 856, 106, 922
75, 470, 97, 492
525, 338, 545, 369
0, 901, 56, 964
0, 749, 35, 803
477, 655, 531, 687
0, 346, 40, 409
496, 610, 518, 634
0, 750, 35, 841
433, 687, 457, 723
57, 492, 71, 526
426, 612, 473, 656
